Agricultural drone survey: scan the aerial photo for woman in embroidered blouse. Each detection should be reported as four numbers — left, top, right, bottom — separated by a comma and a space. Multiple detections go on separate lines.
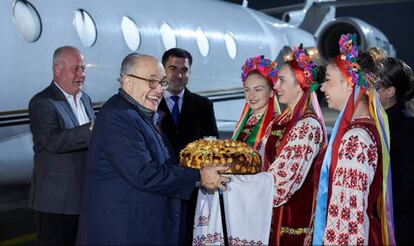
232, 55, 280, 151
312, 34, 395, 245
260, 45, 327, 245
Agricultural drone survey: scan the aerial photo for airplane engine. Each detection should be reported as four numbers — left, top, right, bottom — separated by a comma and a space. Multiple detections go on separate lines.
316, 17, 395, 60
282, 10, 306, 26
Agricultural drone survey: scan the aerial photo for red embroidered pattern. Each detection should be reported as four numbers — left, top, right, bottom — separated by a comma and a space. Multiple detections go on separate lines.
350, 195, 357, 208
367, 143, 378, 169
314, 127, 321, 145
357, 237, 365, 245
340, 207, 351, 221
325, 229, 336, 243
333, 167, 369, 191
267, 116, 323, 207
193, 233, 264, 246
193, 232, 222, 246
294, 174, 303, 184
344, 135, 359, 159
323, 127, 379, 245
338, 233, 349, 246
349, 221, 358, 235
197, 215, 210, 226
328, 204, 339, 217
290, 162, 299, 172
357, 211, 364, 224
277, 170, 287, 178
297, 123, 311, 139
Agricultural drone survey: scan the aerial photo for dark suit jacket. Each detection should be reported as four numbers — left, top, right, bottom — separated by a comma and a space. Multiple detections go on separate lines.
158, 88, 219, 161
158, 88, 218, 244
387, 102, 414, 244
28, 82, 94, 215
76, 92, 200, 245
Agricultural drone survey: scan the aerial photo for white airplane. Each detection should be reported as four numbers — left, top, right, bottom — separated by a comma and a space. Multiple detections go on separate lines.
0, 0, 397, 185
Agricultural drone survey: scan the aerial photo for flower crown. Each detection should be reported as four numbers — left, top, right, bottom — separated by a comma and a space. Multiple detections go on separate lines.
241, 55, 278, 85
338, 33, 369, 88
286, 44, 319, 92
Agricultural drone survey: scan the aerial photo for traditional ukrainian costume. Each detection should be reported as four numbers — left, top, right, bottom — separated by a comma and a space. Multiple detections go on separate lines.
232, 55, 280, 151
193, 56, 280, 245
260, 45, 327, 245
312, 34, 395, 245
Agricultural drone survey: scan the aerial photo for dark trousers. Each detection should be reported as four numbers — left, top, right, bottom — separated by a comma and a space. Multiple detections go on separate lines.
35, 211, 78, 246
178, 188, 198, 245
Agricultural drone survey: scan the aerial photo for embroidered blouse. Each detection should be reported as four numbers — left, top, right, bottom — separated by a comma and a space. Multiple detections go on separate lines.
261, 115, 324, 207
323, 122, 380, 245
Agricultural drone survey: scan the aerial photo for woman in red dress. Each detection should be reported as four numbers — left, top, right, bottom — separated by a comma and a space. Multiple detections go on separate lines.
312, 33, 395, 245
260, 45, 327, 245
232, 55, 280, 150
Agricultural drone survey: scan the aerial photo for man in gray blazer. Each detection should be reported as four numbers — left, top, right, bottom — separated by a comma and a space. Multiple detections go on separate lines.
28, 46, 94, 245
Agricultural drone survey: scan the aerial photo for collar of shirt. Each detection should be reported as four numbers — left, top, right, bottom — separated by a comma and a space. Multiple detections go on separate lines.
163, 89, 184, 113
53, 81, 83, 105
53, 81, 90, 125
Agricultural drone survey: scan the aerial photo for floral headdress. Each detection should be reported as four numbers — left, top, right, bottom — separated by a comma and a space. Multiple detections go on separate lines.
336, 33, 370, 89
241, 55, 278, 86
279, 44, 326, 135
233, 55, 280, 150
288, 44, 320, 92
313, 33, 395, 246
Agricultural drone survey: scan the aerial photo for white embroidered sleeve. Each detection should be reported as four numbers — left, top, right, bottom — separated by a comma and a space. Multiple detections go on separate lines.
323, 127, 378, 245
268, 117, 323, 207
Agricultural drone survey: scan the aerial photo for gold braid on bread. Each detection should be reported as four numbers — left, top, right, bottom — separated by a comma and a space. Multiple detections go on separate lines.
180, 139, 262, 174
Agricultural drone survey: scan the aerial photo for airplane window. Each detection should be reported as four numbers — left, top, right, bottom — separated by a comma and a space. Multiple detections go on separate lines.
160, 22, 176, 50
224, 32, 237, 59
196, 27, 209, 57
12, 0, 42, 42
121, 16, 140, 51
73, 9, 97, 47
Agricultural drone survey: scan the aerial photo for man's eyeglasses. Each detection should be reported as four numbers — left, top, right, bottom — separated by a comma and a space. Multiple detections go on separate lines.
125, 74, 169, 89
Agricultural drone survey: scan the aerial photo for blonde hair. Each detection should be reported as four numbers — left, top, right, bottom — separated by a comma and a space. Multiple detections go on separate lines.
368, 47, 387, 63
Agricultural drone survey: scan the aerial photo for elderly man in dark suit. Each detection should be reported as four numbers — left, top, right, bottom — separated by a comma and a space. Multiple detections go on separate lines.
28, 46, 94, 245
76, 53, 229, 245
158, 48, 219, 244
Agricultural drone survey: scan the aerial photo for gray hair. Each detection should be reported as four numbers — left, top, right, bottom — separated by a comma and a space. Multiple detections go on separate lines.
120, 53, 141, 77
119, 53, 156, 83
53, 46, 81, 66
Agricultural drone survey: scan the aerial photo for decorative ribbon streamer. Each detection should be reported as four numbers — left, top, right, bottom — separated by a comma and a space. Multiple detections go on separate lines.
312, 97, 347, 245
371, 87, 395, 245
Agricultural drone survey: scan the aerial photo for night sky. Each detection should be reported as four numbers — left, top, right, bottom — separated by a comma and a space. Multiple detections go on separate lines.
225, 0, 414, 68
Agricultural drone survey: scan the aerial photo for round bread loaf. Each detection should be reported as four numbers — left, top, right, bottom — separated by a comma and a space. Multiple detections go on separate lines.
180, 139, 262, 174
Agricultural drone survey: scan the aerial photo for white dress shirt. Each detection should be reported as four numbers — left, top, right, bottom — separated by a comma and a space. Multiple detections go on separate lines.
54, 82, 90, 125
163, 89, 185, 113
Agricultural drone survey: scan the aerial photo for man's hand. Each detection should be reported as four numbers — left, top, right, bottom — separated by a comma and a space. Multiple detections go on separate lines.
200, 165, 231, 193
